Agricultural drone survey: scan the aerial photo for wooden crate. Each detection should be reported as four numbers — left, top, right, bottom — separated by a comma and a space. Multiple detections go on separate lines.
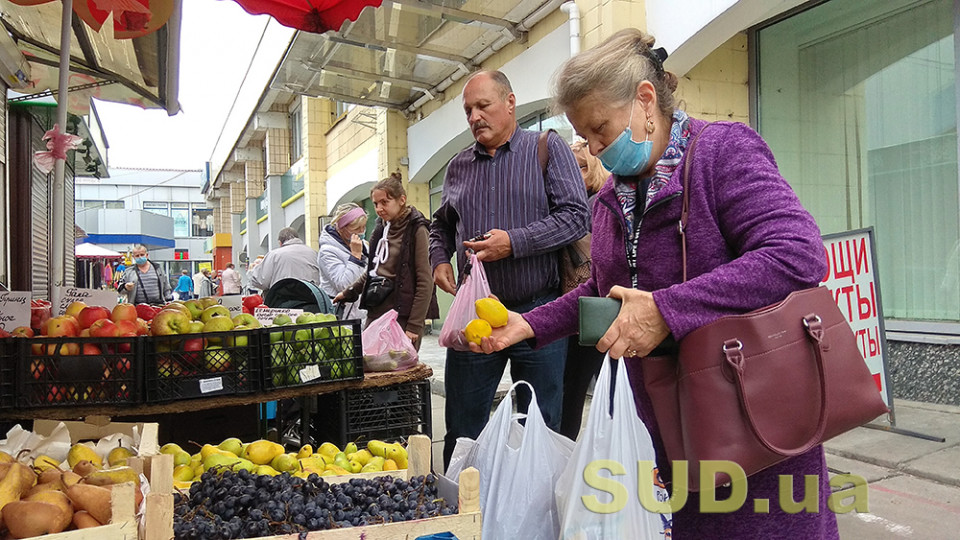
33, 416, 160, 455
159, 435, 482, 540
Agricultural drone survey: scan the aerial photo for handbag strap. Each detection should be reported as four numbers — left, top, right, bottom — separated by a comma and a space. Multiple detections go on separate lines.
679, 123, 717, 283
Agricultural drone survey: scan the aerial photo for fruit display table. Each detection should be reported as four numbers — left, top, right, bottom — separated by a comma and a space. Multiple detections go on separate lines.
0, 363, 433, 420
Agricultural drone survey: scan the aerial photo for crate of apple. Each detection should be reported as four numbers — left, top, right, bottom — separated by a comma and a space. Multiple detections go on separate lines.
260, 312, 363, 389
143, 297, 262, 402
13, 301, 144, 407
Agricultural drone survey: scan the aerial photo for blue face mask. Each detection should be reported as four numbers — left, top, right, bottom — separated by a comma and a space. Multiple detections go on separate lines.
598, 99, 653, 177
134, 256, 148, 266
356, 233, 365, 241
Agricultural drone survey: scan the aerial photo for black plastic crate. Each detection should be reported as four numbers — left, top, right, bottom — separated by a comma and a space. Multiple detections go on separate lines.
0, 338, 16, 409
312, 380, 432, 448
16, 335, 141, 407
259, 319, 363, 390
143, 329, 260, 402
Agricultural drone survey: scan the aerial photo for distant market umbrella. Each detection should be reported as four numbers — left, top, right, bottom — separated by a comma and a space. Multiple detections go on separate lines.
229, 0, 382, 33
7, 0, 176, 297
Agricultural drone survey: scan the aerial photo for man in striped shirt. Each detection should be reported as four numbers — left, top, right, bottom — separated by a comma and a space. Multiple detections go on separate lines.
119, 244, 173, 305
430, 70, 589, 468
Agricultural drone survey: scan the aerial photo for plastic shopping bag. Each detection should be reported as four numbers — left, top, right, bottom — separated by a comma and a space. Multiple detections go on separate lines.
556, 354, 672, 539
444, 381, 575, 540
438, 252, 491, 351
360, 309, 418, 371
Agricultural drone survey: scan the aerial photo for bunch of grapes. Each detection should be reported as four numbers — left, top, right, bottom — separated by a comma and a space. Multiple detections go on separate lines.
173, 469, 457, 539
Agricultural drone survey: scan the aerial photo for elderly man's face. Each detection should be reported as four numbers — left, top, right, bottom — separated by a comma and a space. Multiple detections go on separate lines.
463, 73, 516, 152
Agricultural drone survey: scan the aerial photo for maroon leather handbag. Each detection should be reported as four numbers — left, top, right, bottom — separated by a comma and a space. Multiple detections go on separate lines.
643, 126, 888, 492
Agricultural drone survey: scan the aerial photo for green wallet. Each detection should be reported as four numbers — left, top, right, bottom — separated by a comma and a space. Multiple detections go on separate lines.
578, 296, 621, 346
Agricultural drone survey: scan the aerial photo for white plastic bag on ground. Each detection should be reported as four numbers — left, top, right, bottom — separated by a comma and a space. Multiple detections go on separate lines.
444, 381, 574, 540
556, 354, 672, 539
438, 252, 491, 351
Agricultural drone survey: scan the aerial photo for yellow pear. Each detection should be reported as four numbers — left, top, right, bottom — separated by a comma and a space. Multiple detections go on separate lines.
317, 442, 340, 460
254, 465, 280, 477
382, 459, 399, 471
0, 451, 14, 464
173, 451, 192, 467
243, 440, 285, 466
159, 443, 183, 455
106, 446, 134, 467
270, 453, 299, 473
385, 443, 408, 469
33, 455, 61, 472
296, 444, 313, 459
173, 465, 194, 482
218, 438, 244, 457
366, 440, 389, 458
343, 442, 358, 455
200, 444, 235, 460
67, 444, 102, 469
82, 466, 140, 488
348, 460, 363, 474
352, 449, 373, 466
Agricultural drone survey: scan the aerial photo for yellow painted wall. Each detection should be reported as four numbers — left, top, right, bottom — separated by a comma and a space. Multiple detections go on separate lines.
676, 33, 750, 124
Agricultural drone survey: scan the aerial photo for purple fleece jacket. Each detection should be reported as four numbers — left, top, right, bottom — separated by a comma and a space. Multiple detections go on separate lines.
524, 119, 839, 538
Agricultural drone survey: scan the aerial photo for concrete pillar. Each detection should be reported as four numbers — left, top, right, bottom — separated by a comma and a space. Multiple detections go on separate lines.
378, 109, 426, 211
303, 97, 335, 250
266, 174, 283, 250
246, 197, 263, 262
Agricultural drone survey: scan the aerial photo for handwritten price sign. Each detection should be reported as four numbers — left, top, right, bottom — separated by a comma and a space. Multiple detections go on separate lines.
0, 292, 30, 331
52, 287, 119, 316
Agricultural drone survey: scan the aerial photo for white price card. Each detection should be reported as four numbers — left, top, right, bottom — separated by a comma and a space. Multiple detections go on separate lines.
299, 365, 321, 383
217, 295, 243, 317
0, 292, 31, 332
199, 377, 224, 394
52, 286, 118, 315
254, 307, 304, 327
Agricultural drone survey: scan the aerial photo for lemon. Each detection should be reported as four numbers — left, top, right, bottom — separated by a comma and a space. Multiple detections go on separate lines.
475, 298, 508, 327
464, 318, 492, 345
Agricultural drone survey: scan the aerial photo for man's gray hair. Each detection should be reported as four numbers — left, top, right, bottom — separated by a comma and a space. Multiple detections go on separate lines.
278, 227, 299, 245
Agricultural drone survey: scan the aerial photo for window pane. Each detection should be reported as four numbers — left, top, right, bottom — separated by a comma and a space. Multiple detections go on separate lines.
106, 200, 124, 209
172, 208, 190, 237
757, 0, 958, 322
193, 208, 214, 237
144, 202, 168, 216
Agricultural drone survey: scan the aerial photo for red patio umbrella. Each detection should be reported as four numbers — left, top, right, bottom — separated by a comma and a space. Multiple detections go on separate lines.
229, 0, 382, 33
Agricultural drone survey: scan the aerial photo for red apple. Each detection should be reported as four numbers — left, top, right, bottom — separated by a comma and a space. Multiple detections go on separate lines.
30, 359, 45, 379
114, 320, 139, 335
242, 294, 263, 310
115, 356, 132, 375
150, 309, 191, 336
135, 318, 150, 335
136, 303, 157, 321
82, 343, 103, 355
46, 316, 80, 338
49, 342, 79, 355
11, 326, 34, 338
111, 303, 138, 324
77, 306, 111, 329
89, 318, 120, 338
157, 356, 184, 377
182, 337, 204, 367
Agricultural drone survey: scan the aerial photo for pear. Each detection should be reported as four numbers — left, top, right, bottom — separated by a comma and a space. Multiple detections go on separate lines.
72, 510, 102, 529
26, 490, 73, 531
67, 443, 102, 469
270, 453, 299, 473
318, 442, 340, 461
0, 462, 37, 494
343, 442, 358, 455
352, 449, 373, 466
385, 443, 408, 469
65, 484, 112, 525
0, 463, 33, 519
348, 460, 363, 474
383, 459, 399, 471
173, 451, 192, 467
0, 451, 14, 464
107, 446, 134, 467
254, 465, 280, 477
32, 455, 61, 472
82, 466, 140, 488
159, 443, 184, 455
332, 452, 352, 471
202, 453, 240, 472
59, 471, 82, 490
366, 439, 389, 458
324, 465, 350, 476
2, 501, 68, 537
296, 444, 313, 459
218, 437, 244, 457
72, 460, 99, 477
243, 440, 285, 466
200, 444, 235, 460
172, 465, 194, 482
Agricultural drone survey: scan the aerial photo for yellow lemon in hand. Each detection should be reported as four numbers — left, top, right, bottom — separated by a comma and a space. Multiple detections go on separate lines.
475, 298, 508, 327
464, 318, 493, 346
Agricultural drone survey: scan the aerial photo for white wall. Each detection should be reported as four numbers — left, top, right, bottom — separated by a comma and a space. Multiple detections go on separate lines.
326, 138, 378, 209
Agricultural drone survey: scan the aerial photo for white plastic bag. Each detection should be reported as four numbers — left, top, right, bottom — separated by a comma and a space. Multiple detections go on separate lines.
438, 252, 491, 351
445, 381, 574, 540
556, 354, 672, 539
361, 309, 418, 371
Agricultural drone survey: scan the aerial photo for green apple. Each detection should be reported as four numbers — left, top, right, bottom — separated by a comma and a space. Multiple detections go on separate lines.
269, 330, 284, 344
232, 313, 262, 328
182, 299, 204, 320
151, 309, 191, 336
272, 314, 292, 326
230, 327, 250, 348
200, 305, 232, 324
204, 346, 232, 372
198, 296, 220, 310
295, 312, 316, 325
186, 320, 206, 334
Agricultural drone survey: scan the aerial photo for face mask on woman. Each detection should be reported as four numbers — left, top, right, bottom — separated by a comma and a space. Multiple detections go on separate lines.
598, 98, 653, 177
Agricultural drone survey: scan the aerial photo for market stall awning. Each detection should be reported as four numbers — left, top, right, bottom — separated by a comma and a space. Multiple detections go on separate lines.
0, 0, 181, 115
269, 0, 561, 112
75, 242, 122, 258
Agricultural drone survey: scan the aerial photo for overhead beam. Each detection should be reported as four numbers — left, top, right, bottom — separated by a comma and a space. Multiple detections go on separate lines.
388, 0, 522, 39
327, 35, 470, 65
233, 146, 262, 162
254, 111, 287, 130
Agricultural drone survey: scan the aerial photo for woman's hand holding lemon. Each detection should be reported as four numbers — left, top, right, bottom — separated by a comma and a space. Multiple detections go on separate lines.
464, 297, 532, 354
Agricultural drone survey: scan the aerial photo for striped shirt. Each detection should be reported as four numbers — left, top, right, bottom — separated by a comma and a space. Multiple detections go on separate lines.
429, 125, 589, 307
134, 266, 164, 304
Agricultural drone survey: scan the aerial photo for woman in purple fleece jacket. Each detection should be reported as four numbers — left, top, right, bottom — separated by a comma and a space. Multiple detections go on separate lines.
476, 29, 838, 539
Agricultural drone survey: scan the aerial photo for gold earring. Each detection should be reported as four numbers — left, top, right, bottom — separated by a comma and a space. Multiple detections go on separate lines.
645, 119, 656, 134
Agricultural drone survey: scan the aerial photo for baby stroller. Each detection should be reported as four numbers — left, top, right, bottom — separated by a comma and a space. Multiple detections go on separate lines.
263, 278, 337, 446
263, 278, 335, 314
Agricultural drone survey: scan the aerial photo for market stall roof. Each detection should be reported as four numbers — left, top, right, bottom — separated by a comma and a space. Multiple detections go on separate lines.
270, 0, 562, 112
0, 0, 181, 115
75, 242, 122, 259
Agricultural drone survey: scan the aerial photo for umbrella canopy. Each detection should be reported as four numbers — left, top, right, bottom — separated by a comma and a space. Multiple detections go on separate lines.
75, 242, 123, 259
229, 0, 382, 33
8, 0, 175, 39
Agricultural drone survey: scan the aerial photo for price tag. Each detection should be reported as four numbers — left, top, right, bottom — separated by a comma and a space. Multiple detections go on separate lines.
254, 307, 304, 327
199, 377, 224, 394
0, 292, 31, 332
52, 286, 118, 315
299, 365, 321, 383
217, 295, 243, 317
